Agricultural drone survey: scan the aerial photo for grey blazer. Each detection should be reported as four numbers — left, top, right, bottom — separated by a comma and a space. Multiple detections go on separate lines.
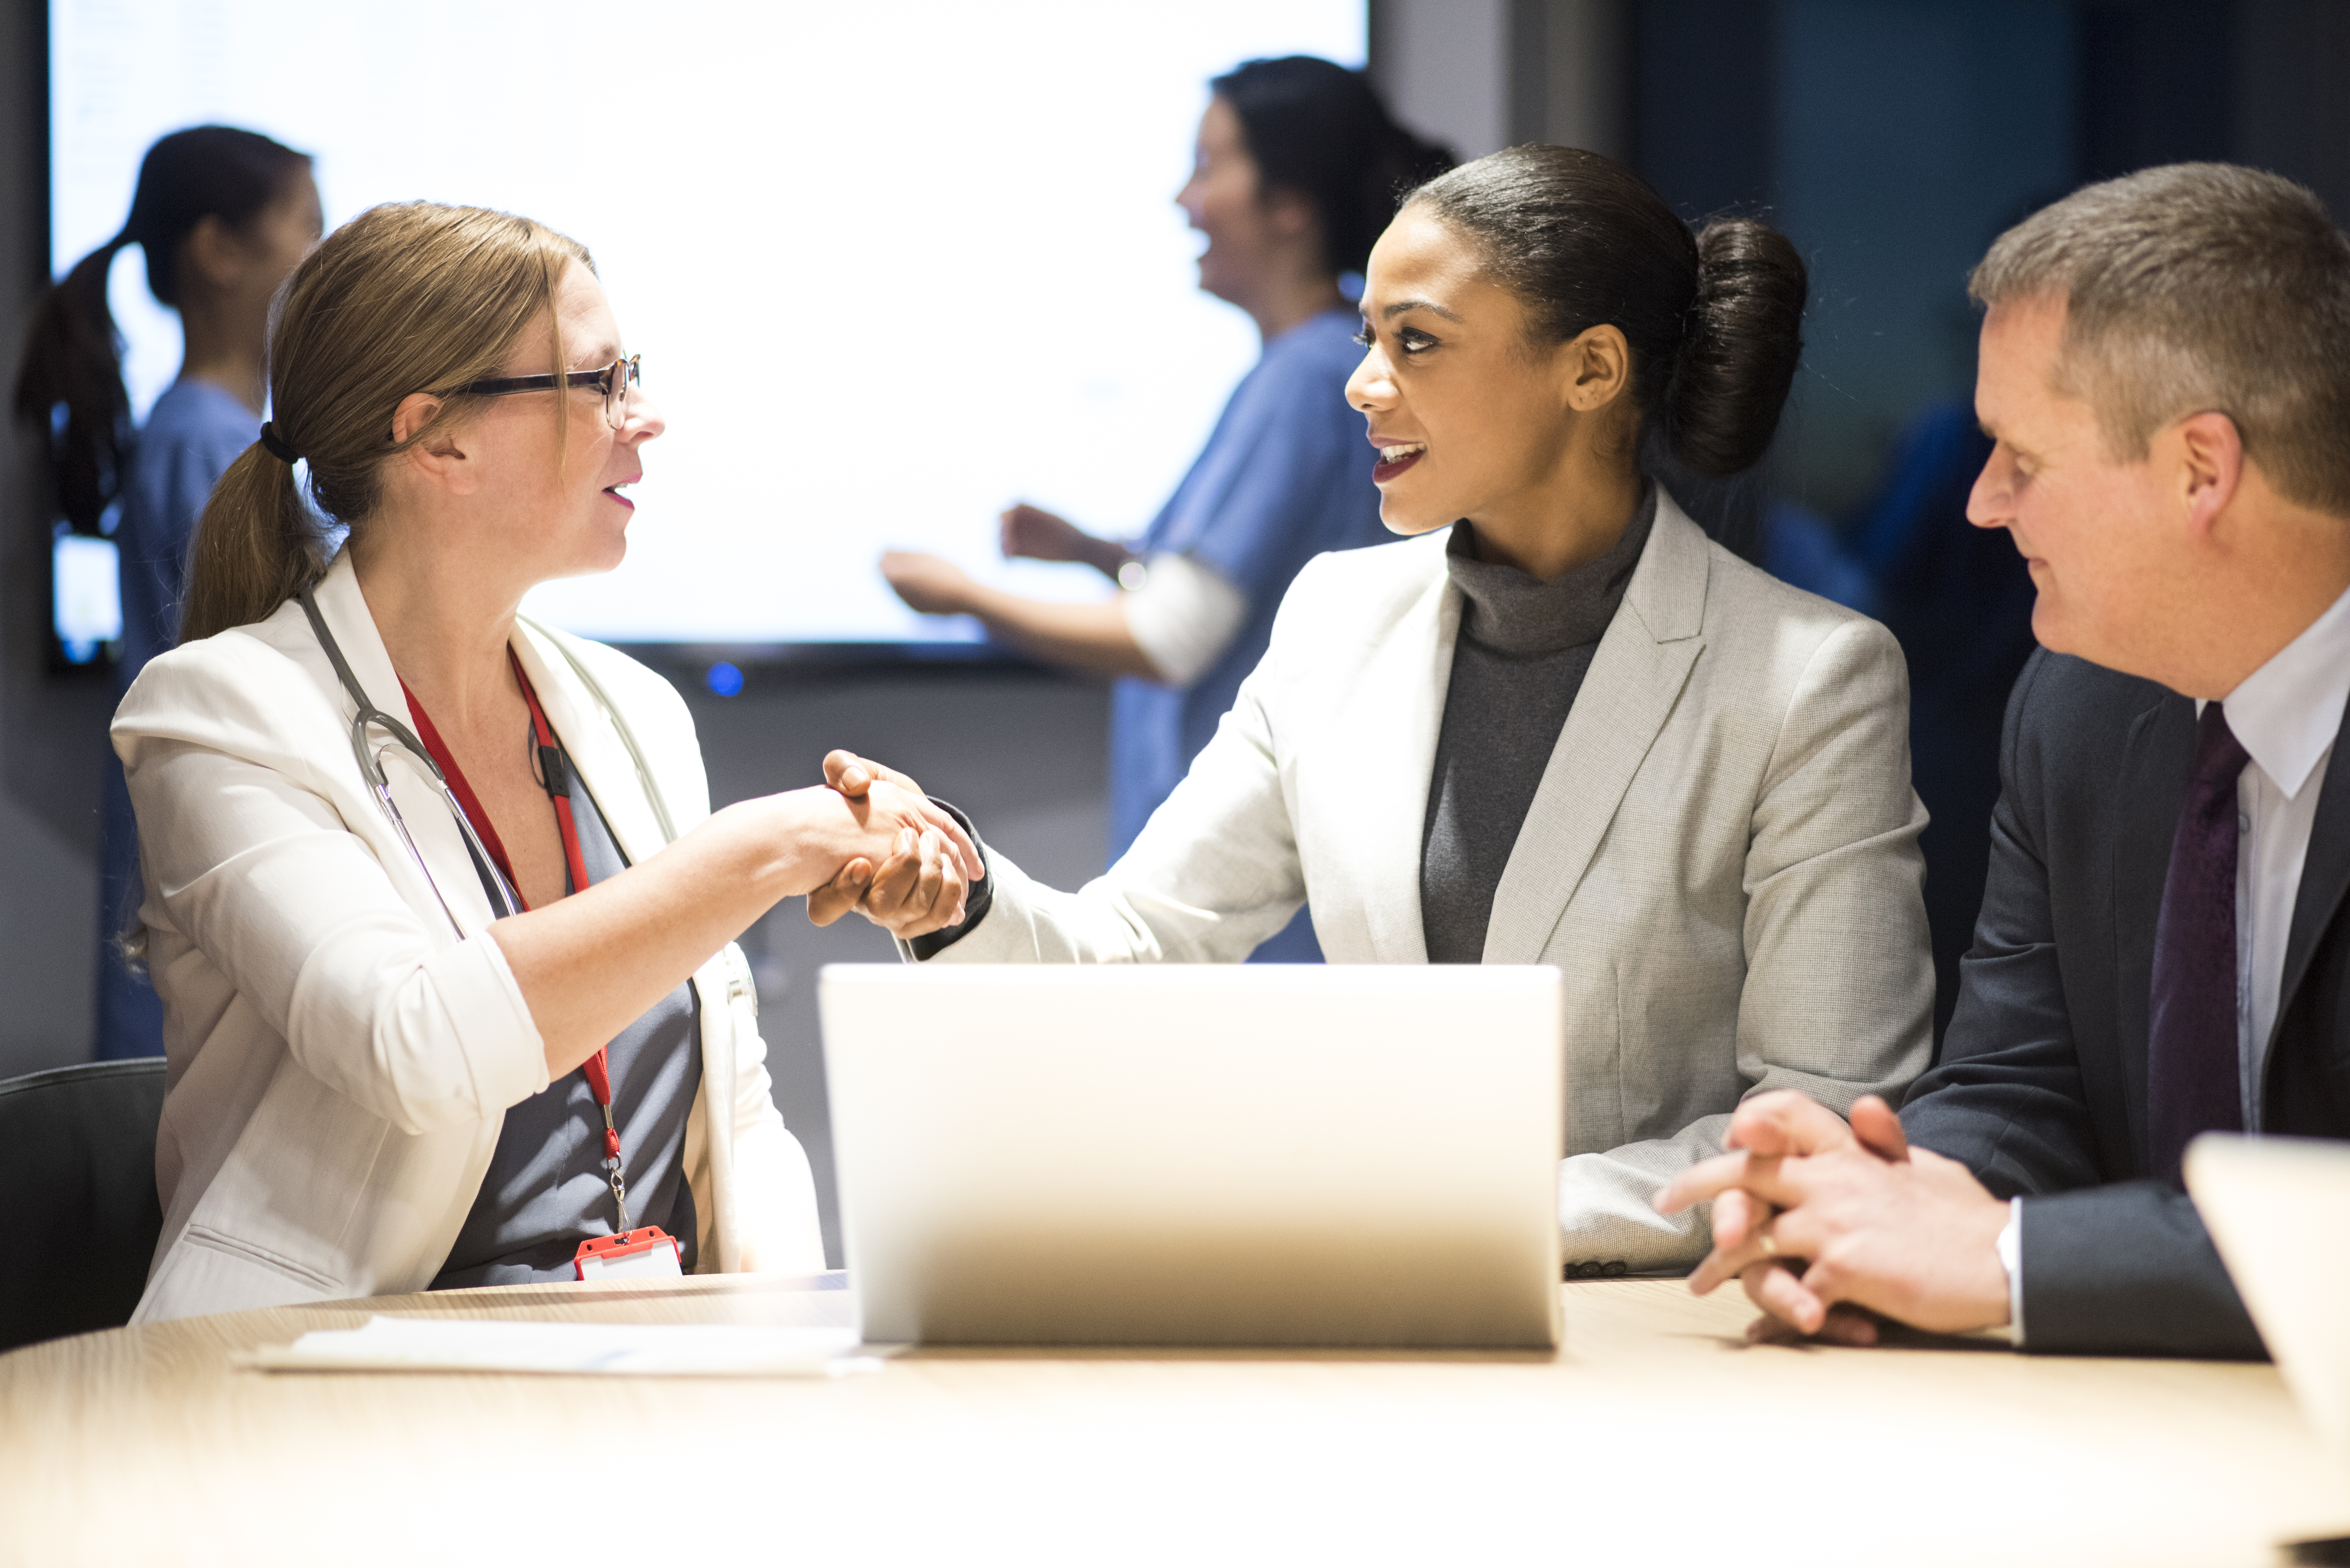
927, 494, 1934, 1270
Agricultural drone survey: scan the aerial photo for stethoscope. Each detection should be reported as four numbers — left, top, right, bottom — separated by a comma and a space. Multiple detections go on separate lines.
297, 586, 522, 933
295, 584, 680, 937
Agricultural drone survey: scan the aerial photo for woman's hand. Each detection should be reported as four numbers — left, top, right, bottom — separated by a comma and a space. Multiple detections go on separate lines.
810, 825, 970, 938
999, 503, 1088, 563
880, 551, 980, 616
1000, 503, 1132, 580
884, 541, 1158, 678
789, 771, 973, 940
491, 772, 977, 1081
807, 750, 979, 939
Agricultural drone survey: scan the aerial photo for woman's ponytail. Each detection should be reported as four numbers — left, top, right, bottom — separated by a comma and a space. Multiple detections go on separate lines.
10, 234, 134, 532
178, 440, 330, 644
12, 125, 310, 543
1657, 219, 1808, 478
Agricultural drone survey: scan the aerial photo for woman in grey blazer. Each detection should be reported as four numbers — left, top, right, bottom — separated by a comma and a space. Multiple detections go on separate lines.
827, 147, 1933, 1273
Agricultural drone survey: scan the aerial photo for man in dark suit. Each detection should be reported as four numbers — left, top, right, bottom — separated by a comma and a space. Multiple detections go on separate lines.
1656, 162, 2350, 1357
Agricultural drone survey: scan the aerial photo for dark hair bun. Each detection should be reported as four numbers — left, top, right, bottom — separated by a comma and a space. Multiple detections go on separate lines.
1662, 220, 1808, 477
1404, 147, 1808, 485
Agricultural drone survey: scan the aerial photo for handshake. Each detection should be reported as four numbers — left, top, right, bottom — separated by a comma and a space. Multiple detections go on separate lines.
802, 749, 984, 942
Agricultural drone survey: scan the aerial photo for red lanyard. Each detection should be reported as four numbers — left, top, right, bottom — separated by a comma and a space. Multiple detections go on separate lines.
399, 647, 634, 1231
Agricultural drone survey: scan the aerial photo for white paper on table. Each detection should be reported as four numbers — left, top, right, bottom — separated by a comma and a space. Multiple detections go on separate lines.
236, 1315, 879, 1377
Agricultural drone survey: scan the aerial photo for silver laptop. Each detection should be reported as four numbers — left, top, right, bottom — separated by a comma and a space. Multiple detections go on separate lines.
819, 964, 1565, 1349
2187, 1134, 2350, 1457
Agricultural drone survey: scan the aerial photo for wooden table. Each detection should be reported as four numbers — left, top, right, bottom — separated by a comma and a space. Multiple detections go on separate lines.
4, 1274, 2345, 1566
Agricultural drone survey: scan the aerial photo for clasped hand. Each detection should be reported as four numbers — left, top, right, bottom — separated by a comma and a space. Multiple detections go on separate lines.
1654, 1091, 2013, 1345
806, 750, 979, 939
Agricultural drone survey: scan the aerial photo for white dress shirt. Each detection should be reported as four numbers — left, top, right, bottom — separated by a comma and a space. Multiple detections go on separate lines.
2212, 582, 2350, 1128
2006, 581, 2350, 1343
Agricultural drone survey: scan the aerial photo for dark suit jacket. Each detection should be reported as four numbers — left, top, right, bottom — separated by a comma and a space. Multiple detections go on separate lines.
1901, 648, 2350, 1358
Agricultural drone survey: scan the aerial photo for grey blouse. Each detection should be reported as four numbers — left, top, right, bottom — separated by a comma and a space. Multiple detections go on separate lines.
431, 764, 701, 1289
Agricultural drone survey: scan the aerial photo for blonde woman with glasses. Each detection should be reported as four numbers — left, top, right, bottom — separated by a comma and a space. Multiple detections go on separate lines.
115, 201, 978, 1321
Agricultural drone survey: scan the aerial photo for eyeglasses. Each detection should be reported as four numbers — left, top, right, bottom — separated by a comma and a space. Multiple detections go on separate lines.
450, 354, 642, 429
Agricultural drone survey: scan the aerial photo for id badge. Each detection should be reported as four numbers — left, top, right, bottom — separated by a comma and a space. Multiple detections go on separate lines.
574, 1226, 684, 1281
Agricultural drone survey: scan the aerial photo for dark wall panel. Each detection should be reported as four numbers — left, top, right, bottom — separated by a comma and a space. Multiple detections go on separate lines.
2235, 0, 2350, 222
1633, 0, 1778, 221
1770, 0, 2078, 515
2081, 0, 2238, 181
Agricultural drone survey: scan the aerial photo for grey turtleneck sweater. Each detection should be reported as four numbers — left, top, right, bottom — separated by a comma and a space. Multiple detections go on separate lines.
1420, 488, 1656, 965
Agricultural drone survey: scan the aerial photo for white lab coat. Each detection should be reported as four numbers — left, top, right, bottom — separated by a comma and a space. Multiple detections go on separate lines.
113, 550, 823, 1322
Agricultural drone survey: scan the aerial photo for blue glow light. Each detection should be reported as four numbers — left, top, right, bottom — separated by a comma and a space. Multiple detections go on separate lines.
705, 661, 745, 697
54, 529, 121, 662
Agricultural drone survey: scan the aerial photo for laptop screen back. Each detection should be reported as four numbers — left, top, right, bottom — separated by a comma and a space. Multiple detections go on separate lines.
820, 964, 1565, 1349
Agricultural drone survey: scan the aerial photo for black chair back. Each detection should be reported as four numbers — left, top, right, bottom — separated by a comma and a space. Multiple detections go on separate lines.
2, 1059, 166, 1353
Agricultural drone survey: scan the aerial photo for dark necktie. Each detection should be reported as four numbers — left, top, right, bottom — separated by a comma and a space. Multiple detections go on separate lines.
2147, 702, 2252, 1186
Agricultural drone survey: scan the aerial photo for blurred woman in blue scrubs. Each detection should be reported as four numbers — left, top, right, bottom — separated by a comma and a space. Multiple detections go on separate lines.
12, 125, 320, 1059
880, 57, 1450, 960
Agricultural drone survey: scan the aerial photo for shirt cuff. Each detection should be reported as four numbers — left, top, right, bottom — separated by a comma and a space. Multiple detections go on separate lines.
1996, 1196, 2025, 1347
903, 798, 993, 961
1122, 552, 1249, 687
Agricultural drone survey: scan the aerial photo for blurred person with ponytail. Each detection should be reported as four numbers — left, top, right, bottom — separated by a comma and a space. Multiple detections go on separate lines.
112, 201, 977, 1321
11, 126, 318, 1061
832, 148, 1932, 1273
879, 57, 1451, 962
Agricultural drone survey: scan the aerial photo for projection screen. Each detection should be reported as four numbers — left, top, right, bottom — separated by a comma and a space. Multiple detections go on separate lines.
50, 0, 1367, 646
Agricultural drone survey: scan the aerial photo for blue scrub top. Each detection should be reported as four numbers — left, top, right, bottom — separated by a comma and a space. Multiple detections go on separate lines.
1108, 307, 1386, 858
96, 377, 257, 1061
119, 378, 258, 684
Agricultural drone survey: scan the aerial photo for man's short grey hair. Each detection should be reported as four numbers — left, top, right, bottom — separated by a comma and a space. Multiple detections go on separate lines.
1970, 162, 2350, 516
